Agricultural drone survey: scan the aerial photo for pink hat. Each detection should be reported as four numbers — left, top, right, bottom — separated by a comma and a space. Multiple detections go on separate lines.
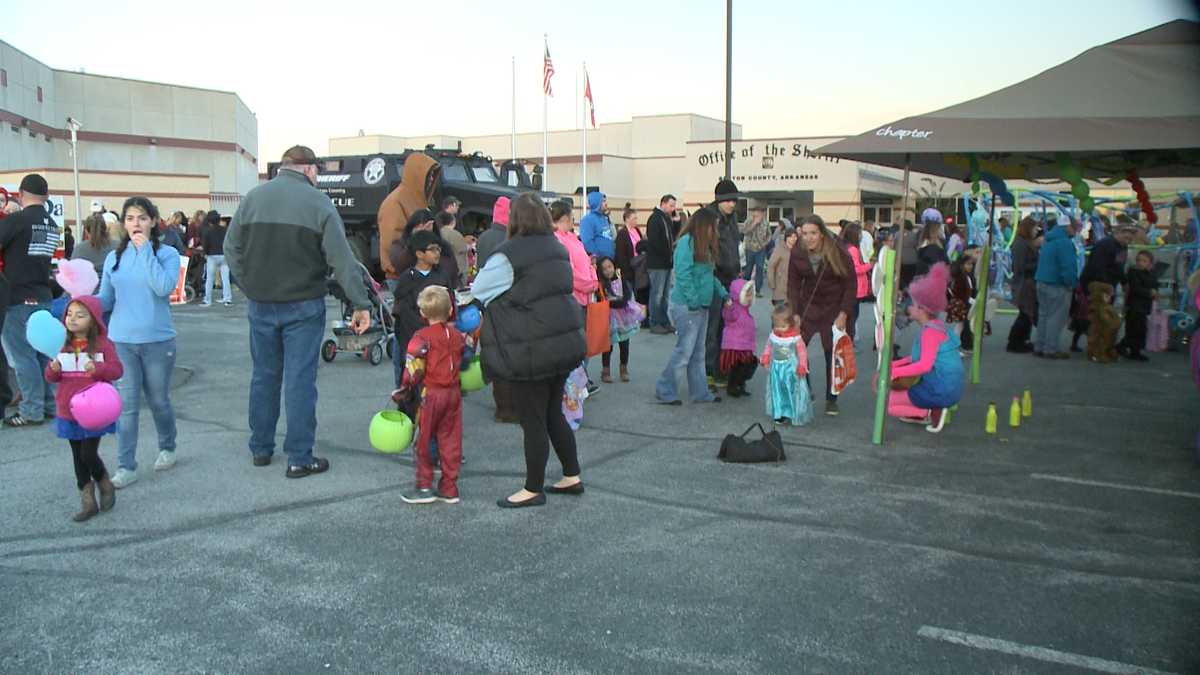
908, 263, 949, 314
492, 196, 510, 226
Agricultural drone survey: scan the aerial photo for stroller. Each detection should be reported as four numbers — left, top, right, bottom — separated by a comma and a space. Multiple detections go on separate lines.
321, 263, 395, 366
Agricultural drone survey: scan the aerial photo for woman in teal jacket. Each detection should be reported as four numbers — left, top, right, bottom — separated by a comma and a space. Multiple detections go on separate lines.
655, 208, 730, 404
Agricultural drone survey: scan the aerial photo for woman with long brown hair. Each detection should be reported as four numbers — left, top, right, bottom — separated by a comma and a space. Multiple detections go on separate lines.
1006, 217, 1042, 352
70, 213, 115, 280
470, 193, 587, 508
655, 207, 730, 405
787, 215, 857, 415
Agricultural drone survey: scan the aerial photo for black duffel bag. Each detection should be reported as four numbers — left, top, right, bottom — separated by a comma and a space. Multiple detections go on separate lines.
718, 423, 786, 463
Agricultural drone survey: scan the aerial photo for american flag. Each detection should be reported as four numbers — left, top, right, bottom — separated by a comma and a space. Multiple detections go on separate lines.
543, 40, 555, 97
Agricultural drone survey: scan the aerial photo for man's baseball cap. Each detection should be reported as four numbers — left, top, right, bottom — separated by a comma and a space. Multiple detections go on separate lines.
281, 145, 320, 164
19, 174, 48, 197
90, 199, 103, 213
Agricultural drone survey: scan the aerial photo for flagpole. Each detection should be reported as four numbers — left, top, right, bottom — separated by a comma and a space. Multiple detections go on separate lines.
511, 56, 517, 165
543, 35, 549, 194
582, 62, 588, 213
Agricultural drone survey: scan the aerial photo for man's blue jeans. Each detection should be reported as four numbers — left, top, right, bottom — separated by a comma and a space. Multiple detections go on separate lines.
655, 304, 715, 403
1035, 283, 1072, 355
114, 339, 178, 471
1, 303, 55, 422
247, 298, 325, 468
648, 269, 672, 328
742, 248, 768, 294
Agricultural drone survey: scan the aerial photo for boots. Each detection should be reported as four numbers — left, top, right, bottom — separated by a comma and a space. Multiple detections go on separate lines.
600, 367, 613, 384
97, 472, 116, 512
73, 482, 99, 522
620, 366, 630, 382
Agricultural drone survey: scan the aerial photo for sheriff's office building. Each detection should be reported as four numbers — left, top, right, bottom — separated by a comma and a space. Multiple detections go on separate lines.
0, 39, 258, 226
329, 115, 911, 226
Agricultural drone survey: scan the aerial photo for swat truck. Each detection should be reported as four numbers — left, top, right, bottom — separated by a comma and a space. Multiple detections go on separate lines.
267, 147, 562, 274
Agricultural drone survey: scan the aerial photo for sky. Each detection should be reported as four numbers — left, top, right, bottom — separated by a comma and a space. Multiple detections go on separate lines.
3, 0, 1197, 169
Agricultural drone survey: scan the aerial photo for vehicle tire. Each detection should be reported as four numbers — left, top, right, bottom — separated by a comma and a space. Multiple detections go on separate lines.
321, 339, 337, 362
368, 343, 384, 366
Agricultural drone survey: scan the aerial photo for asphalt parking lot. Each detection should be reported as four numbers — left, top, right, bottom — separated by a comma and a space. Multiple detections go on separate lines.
2, 294, 1197, 674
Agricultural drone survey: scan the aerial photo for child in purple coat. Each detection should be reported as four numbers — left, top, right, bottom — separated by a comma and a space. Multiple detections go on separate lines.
720, 278, 758, 397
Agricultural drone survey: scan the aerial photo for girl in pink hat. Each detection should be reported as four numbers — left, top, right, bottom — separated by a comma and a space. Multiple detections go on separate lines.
878, 263, 964, 433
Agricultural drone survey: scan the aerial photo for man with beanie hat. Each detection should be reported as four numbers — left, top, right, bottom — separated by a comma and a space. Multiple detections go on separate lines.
0, 173, 61, 426
706, 178, 742, 386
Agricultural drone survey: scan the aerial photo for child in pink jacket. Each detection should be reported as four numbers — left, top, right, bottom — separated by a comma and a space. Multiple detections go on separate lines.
720, 278, 758, 397
44, 295, 124, 522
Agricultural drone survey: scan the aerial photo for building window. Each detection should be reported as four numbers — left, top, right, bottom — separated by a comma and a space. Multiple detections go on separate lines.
0, 69, 7, 87
37, 86, 43, 102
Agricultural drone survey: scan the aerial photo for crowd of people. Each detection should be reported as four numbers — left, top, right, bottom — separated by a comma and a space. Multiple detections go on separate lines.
0, 146, 1187, 520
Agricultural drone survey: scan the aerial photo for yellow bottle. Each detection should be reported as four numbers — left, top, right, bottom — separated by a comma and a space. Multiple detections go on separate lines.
1022, 389, 1032, 417
1009, 396, 1021, 428
985, 402, 998, 434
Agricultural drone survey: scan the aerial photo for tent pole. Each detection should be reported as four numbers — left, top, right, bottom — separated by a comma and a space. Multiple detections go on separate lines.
871, 248, 897, 445
971, 193, 995, 384
873, 154, 910, 445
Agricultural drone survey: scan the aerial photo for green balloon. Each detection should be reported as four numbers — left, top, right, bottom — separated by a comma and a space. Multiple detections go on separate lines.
1071, 182, 1090, 200
1081, 197, 1095, 212
1060, 164, 1082, 184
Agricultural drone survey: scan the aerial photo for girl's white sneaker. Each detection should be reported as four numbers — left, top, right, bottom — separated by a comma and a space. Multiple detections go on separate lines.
154, 451, 177, 471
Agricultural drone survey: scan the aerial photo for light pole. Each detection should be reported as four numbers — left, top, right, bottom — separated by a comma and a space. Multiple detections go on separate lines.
66, 117, 83, 237
724, 0, 732, 180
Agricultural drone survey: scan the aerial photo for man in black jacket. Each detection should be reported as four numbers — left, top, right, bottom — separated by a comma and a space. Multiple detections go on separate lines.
707, 179, 742, 384
0, 174, 61, 427
645, 194, 677, 334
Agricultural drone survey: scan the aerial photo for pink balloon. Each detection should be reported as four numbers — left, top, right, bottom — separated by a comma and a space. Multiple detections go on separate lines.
70, 382, 122, 430
55, 258, 99, 297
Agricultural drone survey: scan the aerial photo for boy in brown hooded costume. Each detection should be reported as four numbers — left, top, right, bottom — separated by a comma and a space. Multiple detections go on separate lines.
1086, 281, 1120, 363
378, 153, 441, 280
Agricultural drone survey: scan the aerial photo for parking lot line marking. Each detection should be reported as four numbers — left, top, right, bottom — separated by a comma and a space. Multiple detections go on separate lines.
917, 626, 1179, 675
1030, 474, 1200, 500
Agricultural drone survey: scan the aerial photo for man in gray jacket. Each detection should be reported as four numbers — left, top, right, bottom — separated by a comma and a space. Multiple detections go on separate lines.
226, 145, 370, 478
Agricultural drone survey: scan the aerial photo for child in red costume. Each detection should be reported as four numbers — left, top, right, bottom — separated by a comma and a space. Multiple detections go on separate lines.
393, 285, 473, 505
44, 295, 124, 521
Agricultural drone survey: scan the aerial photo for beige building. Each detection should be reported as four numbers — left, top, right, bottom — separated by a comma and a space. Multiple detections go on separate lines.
329, 114, 910, 225
0, 39, 258, 227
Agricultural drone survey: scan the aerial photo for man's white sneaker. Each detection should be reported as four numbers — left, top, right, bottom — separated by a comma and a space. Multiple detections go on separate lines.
154, 451, 177, 471
110, 468, 138, 489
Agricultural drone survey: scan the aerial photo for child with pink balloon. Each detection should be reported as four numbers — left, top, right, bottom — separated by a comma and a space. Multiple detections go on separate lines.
43, 295, 124, 522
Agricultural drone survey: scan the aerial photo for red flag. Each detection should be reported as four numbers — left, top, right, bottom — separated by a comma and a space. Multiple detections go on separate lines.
543, 41, 555, 97
584, 69, 596, 128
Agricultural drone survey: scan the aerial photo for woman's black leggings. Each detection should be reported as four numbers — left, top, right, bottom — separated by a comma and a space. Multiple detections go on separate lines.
601, 340, 630, 368
802, 326, 837, 402
69, 438, 106, 490
511, 373, 581, 493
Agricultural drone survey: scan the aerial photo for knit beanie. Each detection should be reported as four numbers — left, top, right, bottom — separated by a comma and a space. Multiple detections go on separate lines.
908, 263, 949, 314
714, 179, 740, 202
492, 196, 510, 226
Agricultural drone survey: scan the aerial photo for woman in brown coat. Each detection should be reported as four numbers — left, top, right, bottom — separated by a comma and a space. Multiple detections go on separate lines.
787, 215, 857, 416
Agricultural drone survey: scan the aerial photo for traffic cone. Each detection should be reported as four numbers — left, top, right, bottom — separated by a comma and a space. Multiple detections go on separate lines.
985, 402, 997, 434
1009, 396, 1021, 428
1022, 389, 1032, 417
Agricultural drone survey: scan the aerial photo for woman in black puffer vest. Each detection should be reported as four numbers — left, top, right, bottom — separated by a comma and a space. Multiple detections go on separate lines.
471, 193, 587, 509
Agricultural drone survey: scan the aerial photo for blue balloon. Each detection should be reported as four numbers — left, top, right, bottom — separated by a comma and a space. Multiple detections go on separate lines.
979, 172, 1016, 207
455, 304, 481, 333
26, 310, 66, 358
